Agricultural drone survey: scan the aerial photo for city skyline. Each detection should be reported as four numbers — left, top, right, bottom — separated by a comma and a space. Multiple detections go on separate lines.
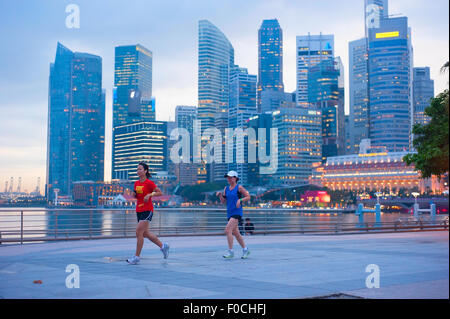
0, 0, 448, 191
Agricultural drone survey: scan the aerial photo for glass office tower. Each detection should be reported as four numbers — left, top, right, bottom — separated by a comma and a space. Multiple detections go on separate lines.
198, 20, 234, 182
112, 44, 155, 180
47, 43, 105, 200
272, 108, 322, 186
368, 17, 413, 152
296, 33, 334, 107
112, 121, 167, 181
413, 67, 434, 126
228, 66, 258, 184
258, 19, 284, 111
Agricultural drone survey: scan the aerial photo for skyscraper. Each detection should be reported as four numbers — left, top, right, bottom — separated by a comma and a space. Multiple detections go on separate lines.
308, 57, 345, 161
113, 44, 154, 127
247, 113, 273, 186
112, 121, 167, 181
47, 43, 105, 200
348, 38, 370, 154
175, 106, 198, 185
413, 67, 434, 126
198, 19, 234, 130
258, 19, 284, 111
349, 0, 390, 154
368, 17, 413, 152
228, 66, 258, 184
198, 20, 234, 182
273, 107, 322, 186
296, 33, 334, 107
112, 44, 155, 180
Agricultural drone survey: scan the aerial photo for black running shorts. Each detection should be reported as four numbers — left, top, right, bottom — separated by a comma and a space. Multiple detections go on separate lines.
137, 211, 153, 222
228, 215, 242, 222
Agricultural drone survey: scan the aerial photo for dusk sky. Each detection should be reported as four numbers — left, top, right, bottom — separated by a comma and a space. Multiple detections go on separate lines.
0, 0, 448, 192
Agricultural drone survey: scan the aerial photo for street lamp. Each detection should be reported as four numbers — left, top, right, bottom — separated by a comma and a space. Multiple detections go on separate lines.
412, 192, 420, 205
412, 192, 420, 219
375, 192, 382, 205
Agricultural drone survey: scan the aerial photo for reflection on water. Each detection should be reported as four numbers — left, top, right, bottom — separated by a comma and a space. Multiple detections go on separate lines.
0, 207, 432, 242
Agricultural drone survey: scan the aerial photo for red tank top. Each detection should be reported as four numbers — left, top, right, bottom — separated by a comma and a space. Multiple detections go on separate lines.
134, 179, 156, 212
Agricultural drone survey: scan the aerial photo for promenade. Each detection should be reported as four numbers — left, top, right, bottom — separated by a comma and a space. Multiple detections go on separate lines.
0, 231, 448, 299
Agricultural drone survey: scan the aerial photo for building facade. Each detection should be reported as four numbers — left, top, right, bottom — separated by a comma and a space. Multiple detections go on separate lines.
175, 106, 198, 185
348, 38, 370, 154
198, 20, 235, 183
228, 66, 258, 184
47, 43, 105, 200
310, 141, 442, 194
273, 107, 322, 186
368, 17, 413, 152
413, 67, 434, 126
296, 33, 334, 107
308, 57, 345, 161
258, 19, 284, 111
112, 44, 155, 180
112, 121, 167, 181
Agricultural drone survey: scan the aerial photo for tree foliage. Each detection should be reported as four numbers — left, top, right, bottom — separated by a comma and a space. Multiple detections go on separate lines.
404, 89, 449, 179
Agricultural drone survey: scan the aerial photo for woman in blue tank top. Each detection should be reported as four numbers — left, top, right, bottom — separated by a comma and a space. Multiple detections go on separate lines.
216, 171, 251, 259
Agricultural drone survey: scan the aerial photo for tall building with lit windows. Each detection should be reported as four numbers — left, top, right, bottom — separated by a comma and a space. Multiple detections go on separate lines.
258, 19, 284, 111
296, 33, 334, 107
46, 42, 105, 200
228, 66, 258, 184
413, 67, 434, 126
272, 107, 322, 186
349, 0, 389, 154
198, 20, 235, 182
198, 20, 234, 130
112, 121, 167, 181
113, 44, 154, 126
112, 44, 155, 180
349, 38, 370, 154
368, 17, 413, 152
175, 106, 198, 185
308, 57, 345, 161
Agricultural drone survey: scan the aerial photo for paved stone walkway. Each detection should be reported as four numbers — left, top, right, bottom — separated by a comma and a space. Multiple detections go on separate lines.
0, 232, 448, 299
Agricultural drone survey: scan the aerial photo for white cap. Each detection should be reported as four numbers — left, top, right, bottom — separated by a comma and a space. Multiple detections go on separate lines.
224, 170, 239, 180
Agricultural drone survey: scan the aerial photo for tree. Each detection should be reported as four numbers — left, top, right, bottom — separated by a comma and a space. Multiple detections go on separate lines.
404, 87, 449, 179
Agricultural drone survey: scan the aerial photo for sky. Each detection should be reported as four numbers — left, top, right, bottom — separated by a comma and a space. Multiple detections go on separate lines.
0, 0, 448, 193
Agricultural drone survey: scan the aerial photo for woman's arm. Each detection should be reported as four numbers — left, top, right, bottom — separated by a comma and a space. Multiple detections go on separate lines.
216, 187, 227, 204
150, 187, 162, 197
236, 186, 251, 208
144, 187, 162, 202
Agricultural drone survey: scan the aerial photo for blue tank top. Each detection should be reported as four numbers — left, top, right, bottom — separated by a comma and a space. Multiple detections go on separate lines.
225, 185, 243, 218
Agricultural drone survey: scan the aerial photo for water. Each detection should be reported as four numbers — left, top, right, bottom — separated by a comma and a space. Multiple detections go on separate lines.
0, 207, 446, 243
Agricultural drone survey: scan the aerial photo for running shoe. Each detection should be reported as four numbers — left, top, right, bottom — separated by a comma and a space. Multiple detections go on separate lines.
241, 248, 250, 259
161, 243, 170, 259
126, 255, 140, 265
223, 250, 234, 259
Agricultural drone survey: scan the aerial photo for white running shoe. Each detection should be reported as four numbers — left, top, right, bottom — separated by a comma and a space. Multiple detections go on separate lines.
161, 243, 170, 259
126, 255, 140, 265
241, 248, 250, 259
223, 250, 234, 259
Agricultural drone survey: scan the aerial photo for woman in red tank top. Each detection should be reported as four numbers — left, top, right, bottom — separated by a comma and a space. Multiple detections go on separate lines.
126, 162, 170, 264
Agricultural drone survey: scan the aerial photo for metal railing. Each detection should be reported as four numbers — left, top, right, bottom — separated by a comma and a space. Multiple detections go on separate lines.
0, 207, 448, 245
